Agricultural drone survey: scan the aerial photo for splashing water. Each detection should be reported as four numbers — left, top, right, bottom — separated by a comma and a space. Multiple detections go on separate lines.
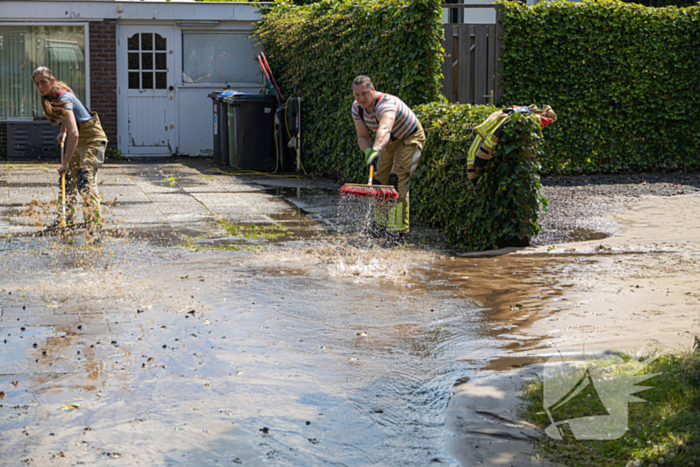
253, 195, 436, 281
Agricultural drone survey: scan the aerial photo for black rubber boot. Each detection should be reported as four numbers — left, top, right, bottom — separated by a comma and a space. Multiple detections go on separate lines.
365, 220, 387, 239
381, 231, 405, 248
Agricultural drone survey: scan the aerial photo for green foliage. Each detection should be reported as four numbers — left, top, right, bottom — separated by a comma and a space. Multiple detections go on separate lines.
520, 351, 700, 466
413, 103, 547, 250
499, 0, 700, 174
106, 148, 123, 160
619, 0, 697, 7
254, 0, 444, 181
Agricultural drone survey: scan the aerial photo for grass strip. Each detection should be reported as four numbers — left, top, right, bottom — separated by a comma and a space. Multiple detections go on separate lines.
519, 349, 700, 466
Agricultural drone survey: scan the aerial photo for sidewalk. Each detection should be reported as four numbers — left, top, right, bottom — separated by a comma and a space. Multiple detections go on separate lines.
1, 160, 335, 239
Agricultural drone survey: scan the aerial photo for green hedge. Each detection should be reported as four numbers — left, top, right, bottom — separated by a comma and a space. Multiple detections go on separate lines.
253, 0, 444, 180
413, 103, 547, 250
500, 0, 700, 174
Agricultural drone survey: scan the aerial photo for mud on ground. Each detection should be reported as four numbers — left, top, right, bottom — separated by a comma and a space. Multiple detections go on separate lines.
447, 172, 700, 467
2, 160, 700, 467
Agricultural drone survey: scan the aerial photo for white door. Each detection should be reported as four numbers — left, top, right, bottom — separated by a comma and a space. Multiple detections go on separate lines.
118, 25, 177, 156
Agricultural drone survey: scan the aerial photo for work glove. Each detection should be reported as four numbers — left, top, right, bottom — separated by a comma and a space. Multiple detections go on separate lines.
364, 147, 380, 170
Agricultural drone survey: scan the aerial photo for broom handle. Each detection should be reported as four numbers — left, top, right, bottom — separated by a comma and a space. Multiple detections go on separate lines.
60, 137, 66, 227
368, 165, 374, 186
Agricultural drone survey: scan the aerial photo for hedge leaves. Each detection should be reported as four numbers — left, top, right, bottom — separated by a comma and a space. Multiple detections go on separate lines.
253, 0, 444, 181
414, 103, 547, 250
500, 0, 700, 174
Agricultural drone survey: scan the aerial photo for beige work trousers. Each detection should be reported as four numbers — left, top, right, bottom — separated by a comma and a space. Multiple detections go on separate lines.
61, 112, 108, 223
374, 120, 425, 232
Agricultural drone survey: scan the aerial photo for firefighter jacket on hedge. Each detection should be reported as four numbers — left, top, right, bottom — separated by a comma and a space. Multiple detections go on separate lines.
467, 104, 556, 184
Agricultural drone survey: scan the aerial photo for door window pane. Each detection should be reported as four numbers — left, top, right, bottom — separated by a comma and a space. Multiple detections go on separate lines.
128, 53, 139, 70
142, 53, 153, 71
0, 25, 86, 118
156, 72, 167, 90
129, 72, 140, 89
155, 53, 167, 70
128, 34, 139, 51
155, 34, 166, 51
182, 32, 261, 84
142, 72, 153, 90
141, 33, 153, 51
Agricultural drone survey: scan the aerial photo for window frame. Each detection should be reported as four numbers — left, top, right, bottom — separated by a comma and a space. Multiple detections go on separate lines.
179, 30, 262, 88
0, 21, 90, 122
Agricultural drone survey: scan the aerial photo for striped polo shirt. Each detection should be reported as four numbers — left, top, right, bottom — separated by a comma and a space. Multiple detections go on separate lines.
351, 92, 418, 140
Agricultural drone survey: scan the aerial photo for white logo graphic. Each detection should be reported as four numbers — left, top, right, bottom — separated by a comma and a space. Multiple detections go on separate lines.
542, 354, 660, 440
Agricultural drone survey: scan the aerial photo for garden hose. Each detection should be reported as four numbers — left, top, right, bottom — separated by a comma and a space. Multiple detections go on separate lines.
205, 96, 306, 178
284, 96, 307, 175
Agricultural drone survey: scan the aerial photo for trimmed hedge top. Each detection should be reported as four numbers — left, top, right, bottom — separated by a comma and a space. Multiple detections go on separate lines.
500, 0, 700, 174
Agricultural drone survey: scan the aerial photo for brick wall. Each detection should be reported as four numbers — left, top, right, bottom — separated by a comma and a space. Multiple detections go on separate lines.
89, 20, 117, 147
0, 122, 7, 160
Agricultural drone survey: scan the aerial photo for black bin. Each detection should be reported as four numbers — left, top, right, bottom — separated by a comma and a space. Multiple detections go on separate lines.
225, 94, 277, 172
207, 91, 222, 162
207, 91, 230, 165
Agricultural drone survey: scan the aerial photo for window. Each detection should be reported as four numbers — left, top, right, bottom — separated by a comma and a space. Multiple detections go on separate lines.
182, 32, 260, 85
0, 25, 86, 119
127, 32, 168, 90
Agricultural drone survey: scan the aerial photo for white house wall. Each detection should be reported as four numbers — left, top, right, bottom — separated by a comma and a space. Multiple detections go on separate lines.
0, 1, 262, 23
3, 1, 265, 157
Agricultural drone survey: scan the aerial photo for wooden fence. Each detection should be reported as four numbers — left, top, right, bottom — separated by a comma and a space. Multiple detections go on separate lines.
440, 4, 504, 105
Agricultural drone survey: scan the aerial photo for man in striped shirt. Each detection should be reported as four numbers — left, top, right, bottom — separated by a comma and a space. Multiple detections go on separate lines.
351, 75, 425, 245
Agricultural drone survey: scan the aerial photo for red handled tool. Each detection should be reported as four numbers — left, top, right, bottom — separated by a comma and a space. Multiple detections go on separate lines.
260, 52, 284, 102
339, 165, 399, 200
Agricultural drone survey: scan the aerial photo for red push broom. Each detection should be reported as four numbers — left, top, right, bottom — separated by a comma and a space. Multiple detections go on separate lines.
339, 165, 399, 200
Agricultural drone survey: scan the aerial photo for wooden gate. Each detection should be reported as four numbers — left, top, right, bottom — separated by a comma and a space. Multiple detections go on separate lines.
441, 5, 503, 105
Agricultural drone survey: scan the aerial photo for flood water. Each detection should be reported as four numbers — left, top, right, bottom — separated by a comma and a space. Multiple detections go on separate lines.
0, 173, 583, 466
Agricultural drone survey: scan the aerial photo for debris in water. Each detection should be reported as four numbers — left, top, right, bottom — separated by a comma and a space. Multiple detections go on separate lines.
61, 404, 79, 412
454, 376, 471, 386
356, 332, 367, 337
260, 427, 269, 434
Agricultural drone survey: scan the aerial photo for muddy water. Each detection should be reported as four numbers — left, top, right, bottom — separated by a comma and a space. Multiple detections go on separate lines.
0, 191, 580, 466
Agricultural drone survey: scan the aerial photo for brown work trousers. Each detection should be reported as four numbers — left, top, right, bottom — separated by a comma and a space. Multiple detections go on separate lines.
374, 120, 425, 232
61, 112, 108, 223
